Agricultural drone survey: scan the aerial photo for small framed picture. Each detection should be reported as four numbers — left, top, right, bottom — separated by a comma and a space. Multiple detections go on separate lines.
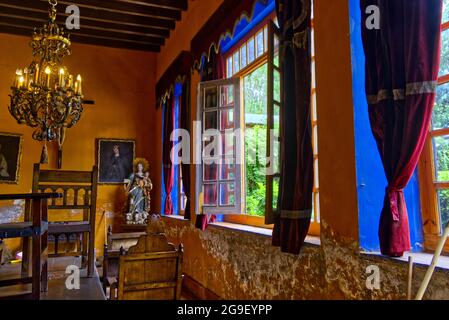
0, 132, 23, 184
96, 138, 135, 184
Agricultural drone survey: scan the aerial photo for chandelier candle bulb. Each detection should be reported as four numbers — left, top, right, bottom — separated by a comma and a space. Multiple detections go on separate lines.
14, 69, 22, 87
76, 75, 82, 95
18, 76, 24, 88
24, 69, 28, 87
34, 64, 40, 83
45, 67, 51, 88
59, 68, 65, 87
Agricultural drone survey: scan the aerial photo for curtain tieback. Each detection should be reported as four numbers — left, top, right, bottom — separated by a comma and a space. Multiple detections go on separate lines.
386, 187, 403, 222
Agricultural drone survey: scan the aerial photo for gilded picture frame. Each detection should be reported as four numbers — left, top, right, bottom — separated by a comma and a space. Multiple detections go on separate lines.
96, 138, 136, 185
0, 132, 23, 185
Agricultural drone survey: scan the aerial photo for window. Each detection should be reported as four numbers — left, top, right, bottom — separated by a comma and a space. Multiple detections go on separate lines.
196, 78, 242, 215
419, 1, 449, 251
197, 15, 319, 235
226, 24, 268, 78
162, 84, 184, 216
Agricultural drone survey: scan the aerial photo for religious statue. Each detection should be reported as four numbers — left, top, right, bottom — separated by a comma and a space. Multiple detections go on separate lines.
124, 158, 153, 225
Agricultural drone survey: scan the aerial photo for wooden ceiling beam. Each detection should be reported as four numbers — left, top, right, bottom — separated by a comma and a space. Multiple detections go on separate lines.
40, 0, 182, 21
0, 7, 170, 38
0, 24, 161, 52
0, 0, 176, 29
116, 0, 188, 11
0, 16, 166, 46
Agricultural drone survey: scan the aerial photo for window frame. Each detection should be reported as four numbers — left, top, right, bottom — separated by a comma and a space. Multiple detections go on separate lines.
195, 77, 243, 216
218, 16, 320, 236
419, 19, 449, 252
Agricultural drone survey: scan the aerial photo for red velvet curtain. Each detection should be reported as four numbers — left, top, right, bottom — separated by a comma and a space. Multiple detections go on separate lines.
272, 0, 313, 255
180, 79, 192, 220
361, 0, 443, 256
163, 96, 175, 215
195, 50, 225, 230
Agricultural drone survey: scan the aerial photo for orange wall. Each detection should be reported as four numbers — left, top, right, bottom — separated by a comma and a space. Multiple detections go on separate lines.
156, 0, 225, 80
0, 33, 161, 255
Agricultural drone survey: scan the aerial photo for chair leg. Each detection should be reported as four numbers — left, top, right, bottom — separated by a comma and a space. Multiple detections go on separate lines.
87, 231, 95, 278
21, 237, 30, 277
41, 231, 48, 293
81, 232, 88, 269
31, 234, 41, 300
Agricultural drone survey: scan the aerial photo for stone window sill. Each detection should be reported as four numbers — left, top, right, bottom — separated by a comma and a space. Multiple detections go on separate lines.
209, 221, 321, 247
361, 251, 449, 271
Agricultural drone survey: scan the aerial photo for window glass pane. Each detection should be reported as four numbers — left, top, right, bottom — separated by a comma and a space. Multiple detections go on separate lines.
205, 87, 218, 109
274, 104, 280, 131
443, 0, 449, 24
274, 69, 281, 103
220, 85, 234, 107
204, 111, 218, 130
264, 25, 268, 53
244, 64, 268, 214
240, 44, 247, 69
221, 132, 235, 156
220, 109, 234, 131
433, 135, 449, 182
220, 158, 235, 180
439, 29, 449, 77
273, 176, 280, 210
219, 183, 235, 206
438, 189, 449, 230
248, 37, 255, 63
233, 51, 240, 74
273, 139, 280, 175
203, 135, 218, 158
433, 82, 449, 130
203, 184, 217, 206
203, 163, 218, 181
256, 30, 264, 58
227, 56, 233, 78
181, 193, 187, 211
244, 63, 267, 115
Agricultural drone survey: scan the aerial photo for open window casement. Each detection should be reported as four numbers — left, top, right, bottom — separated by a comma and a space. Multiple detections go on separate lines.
265, 21, 282, 224
195, 22, 282, 219
196, 78, 244, 215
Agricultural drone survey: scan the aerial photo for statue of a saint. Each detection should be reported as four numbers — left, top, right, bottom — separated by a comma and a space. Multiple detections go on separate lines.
124, 158, 153, 225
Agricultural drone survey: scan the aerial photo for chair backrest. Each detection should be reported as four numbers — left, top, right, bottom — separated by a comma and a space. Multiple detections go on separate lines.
117, 232, 183, 300
32, 163, 98, 214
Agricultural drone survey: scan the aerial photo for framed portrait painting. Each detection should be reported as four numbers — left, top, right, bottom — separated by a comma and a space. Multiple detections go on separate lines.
96, 138, 135, 184
0, 133, 23, 184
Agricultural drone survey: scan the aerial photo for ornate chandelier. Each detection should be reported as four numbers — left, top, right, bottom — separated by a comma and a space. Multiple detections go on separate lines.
8, 0, 83, 164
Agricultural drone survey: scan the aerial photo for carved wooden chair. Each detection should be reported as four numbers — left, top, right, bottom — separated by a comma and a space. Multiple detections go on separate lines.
101, 226, 145, 293
107, 217, 183, 300
31, 164, 98, 277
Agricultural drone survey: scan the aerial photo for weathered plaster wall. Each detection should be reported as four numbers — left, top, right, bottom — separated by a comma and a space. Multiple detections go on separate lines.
164, 217, 449, 300
0, 33, 161, 256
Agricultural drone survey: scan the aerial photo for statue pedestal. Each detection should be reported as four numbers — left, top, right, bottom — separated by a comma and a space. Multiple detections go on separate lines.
120, 223, 147, 233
